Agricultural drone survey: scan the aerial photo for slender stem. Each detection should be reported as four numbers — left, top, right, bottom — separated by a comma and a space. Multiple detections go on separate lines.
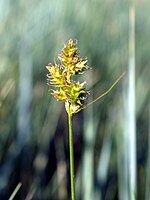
76, 72, 125, 113
68, 105, 75, 200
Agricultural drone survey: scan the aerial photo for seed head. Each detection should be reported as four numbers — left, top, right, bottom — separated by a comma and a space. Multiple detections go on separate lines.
46, 39, 90, 114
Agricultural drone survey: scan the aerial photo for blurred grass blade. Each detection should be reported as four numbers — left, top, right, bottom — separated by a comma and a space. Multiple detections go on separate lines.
117, 92, 129, 200
17, 41, 33, 145
82, 71, 94, 200
128, 1, 137, 199
97, 126, 112, 185
145, 104, 150, 200
8, 183, 22, 200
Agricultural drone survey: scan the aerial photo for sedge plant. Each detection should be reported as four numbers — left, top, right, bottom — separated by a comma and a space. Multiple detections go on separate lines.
46, 39, 124, 200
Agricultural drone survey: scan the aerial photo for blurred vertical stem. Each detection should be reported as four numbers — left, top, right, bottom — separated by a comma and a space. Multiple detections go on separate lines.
145, 104, 150, 200
128, 0, 137, 199
82, 71, 94, 200
68, 104, 75, 200
9, 183, 22, 200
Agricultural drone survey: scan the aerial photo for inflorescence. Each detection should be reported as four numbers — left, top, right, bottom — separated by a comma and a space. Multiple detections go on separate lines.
46, 39, 90, 114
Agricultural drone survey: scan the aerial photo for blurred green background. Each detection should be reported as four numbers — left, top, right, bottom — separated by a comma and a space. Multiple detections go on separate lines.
0, 0, 149, 199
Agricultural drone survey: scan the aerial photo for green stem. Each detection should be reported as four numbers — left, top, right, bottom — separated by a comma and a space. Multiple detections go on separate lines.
86, 72, 125, 108
77, 71, 125, 113
68, 104, 75, 200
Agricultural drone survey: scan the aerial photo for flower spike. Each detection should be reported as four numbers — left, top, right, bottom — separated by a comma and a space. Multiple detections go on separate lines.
46, 39, 90, 114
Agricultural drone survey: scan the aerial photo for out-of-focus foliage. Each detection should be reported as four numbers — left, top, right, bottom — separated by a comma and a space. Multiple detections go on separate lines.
0, 0, 149, 199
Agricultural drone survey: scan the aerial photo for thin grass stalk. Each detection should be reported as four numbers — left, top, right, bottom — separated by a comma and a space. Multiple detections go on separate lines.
84, 72, 125, 109
68, 104, 75, 200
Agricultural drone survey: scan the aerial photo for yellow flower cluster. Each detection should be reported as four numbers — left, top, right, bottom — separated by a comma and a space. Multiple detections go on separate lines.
46, 39, 89, 114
